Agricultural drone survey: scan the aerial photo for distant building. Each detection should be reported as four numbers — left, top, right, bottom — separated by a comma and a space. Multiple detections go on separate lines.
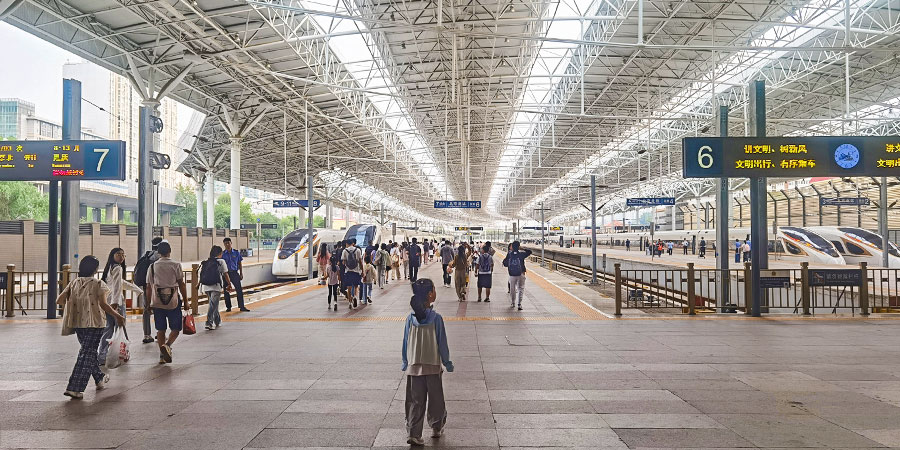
23, 116, 105, 141
0, 98, 35, 140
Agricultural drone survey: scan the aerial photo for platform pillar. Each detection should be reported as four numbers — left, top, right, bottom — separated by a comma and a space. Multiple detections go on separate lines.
206, 174, 215, 228
230, 137, 241, 229
860, 262, 869, 316
195, 182, 204, 228
748, 79, 767, 317
880, 177, 889, 268
715, 104, 730, 312
60, 79, 81, 273
800, 262, 811, 315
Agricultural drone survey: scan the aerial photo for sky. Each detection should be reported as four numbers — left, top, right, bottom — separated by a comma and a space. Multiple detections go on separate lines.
0, 22, 194, 136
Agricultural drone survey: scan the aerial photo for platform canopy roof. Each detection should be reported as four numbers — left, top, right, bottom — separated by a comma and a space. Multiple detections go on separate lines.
4, 0, 900, 227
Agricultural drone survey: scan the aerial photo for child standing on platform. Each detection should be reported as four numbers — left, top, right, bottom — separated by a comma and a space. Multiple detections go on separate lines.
325, 258, 340, 311
361, 253, 376, 305
402, 279, 453, 446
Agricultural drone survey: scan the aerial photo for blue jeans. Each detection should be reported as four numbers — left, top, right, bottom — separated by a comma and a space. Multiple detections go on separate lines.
98, 303, 126, 364
360, 283, 373, 303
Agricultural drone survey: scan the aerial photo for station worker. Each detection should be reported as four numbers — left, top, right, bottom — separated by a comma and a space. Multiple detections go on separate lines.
222, 237, 250, 312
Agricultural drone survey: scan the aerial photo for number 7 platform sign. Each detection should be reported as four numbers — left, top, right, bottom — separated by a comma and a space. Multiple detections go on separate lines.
0, 140, 126, 181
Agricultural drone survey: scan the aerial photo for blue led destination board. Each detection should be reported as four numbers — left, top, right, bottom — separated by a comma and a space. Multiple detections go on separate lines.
0, 140, 126, 181
434, 200, 481, 208
682, 136, 900, 178
273, 200, 320, 208
626, 197, 675, 207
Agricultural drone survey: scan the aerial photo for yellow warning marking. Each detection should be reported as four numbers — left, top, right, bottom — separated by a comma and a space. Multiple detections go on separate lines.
525, 270, 607, 320
220, 284, 324, 317
228, 315, 584, 323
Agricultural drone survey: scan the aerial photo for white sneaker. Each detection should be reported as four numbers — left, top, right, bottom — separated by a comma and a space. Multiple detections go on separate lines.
63, 390, 83, 399
96, 373, 110, 390
406, 436, 425, 446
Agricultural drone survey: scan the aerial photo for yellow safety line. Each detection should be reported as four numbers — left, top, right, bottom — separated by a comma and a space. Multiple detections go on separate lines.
524, 270, 608, 320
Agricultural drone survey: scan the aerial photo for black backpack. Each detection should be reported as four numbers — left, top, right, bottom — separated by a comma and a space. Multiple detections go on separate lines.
132, 251, 154, 287
199, 258, 221, 286
344, 248, 359, 270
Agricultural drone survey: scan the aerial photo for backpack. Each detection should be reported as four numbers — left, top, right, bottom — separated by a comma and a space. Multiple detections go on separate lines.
344, 248, 360, 270
149, 264, 175, 306
199, 258, 221, 286
507, 252, 524, 276
132, 251, 154, 287
478, 253, 492, 273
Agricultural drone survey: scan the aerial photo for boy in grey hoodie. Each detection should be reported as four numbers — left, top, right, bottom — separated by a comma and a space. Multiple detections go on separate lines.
402, 278, 454, 446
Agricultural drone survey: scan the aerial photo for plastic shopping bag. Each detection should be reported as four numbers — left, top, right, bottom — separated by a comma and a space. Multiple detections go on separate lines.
183, 312, 196, 335
105, 326, 130, 369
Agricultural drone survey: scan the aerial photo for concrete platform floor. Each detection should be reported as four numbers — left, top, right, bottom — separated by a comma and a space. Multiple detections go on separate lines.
3, 259, 900, 448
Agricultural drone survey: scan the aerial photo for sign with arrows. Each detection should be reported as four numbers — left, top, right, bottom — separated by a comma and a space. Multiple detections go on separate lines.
273, 199, 320, 208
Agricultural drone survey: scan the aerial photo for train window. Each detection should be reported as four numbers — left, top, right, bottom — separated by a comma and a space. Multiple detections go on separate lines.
843, 241, 869, 256
767, 240, 776, 252
831, 241, 846, 253
784, 241, 804, 255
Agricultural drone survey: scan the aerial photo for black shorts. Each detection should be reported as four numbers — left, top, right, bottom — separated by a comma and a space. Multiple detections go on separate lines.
477, 274, 492, 289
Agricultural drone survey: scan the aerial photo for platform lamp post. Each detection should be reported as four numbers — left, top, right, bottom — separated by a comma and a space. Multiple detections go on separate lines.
590, 175, 598, 284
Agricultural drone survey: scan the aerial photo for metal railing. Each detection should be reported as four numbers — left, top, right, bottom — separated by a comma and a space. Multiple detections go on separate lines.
532, 254, 892, 316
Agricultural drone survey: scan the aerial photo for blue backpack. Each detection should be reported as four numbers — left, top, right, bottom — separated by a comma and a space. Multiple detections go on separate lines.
507, 252, 524, 276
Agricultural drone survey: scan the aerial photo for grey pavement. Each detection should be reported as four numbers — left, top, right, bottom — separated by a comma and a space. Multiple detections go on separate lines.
1, 259, 900, 448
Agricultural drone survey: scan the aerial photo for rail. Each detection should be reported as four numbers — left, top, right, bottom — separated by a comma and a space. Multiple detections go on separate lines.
3, 264, 288, 318
530, 254, 897, 316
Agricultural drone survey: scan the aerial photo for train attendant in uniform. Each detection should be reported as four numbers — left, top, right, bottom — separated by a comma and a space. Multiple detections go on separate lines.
222, 238, 249, 312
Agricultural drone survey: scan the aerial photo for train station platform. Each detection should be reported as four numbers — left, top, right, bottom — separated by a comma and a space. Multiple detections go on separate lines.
2, 259, 900, 449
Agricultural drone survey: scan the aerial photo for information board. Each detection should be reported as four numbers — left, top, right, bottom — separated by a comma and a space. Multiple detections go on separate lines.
809, 269, 862, 287
626, 197, 675, 207
241, 223, 278, 230
454, 226, 484, 231
273, 200, 320, 208
820, 197, 870, 206
435, 200, 481, 208
0, 140, 126, 181
682, 136, 900, 178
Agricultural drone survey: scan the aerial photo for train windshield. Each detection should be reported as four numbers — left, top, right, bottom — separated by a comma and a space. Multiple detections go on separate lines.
345, 225, 376, 250
780, 227, 840, 258
838, 227, 900, 257
278, 230, 310, 260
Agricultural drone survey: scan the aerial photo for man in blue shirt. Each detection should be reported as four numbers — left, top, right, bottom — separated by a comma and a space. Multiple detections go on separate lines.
222, 238, 249, 312
408, 238, 422, 282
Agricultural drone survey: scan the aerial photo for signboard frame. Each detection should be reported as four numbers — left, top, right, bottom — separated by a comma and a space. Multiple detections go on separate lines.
273, 199, 321, 208
434, 200, 481, 209
0, 140, 126, 181
626, 197, 675, 207
820, 197, 871, 206
809, 269, 863, 287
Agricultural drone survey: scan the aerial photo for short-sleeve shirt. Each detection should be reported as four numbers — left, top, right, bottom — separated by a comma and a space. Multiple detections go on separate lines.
342, 247, 363, 274
222, 248, 242, 272
202, 259, 228, 293
147, 257, 184, 309
408, 244, 422, 266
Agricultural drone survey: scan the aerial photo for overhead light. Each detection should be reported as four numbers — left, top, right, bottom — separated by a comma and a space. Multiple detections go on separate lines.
391, 12, 395, 20
401, 42, 406, 49
183, 53, 204, 64
637, 148, 647, 155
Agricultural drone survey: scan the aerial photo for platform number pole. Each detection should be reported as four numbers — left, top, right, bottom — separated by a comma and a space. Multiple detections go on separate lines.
590, 175, 598, 284
60, 79, 81, 276
748, 79, 767, 317
308, 175, 314, 280
715, 104, 730, 312
880, 177, 889, 268
535, 203, 550, 267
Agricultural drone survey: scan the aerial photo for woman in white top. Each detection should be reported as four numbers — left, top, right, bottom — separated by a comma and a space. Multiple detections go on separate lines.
99, 248, 143, 364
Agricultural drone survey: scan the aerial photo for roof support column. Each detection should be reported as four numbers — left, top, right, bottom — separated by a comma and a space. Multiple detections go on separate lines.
230, 138, 242, 230
206, 174, 215, 228
195, 181, 204, 228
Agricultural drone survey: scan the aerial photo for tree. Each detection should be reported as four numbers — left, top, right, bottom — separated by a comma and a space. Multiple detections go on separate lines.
0, 182, 49, 221
214, 193, 253, 229
169, 184, 198, 227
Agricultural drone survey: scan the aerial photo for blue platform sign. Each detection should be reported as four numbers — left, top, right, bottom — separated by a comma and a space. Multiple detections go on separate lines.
820, 197, 870, 206
273, 199, 320, 208
0, 140, 126, 181
434, 200, 481, 209
626, 197, 675, 207
683, 135, 900, 178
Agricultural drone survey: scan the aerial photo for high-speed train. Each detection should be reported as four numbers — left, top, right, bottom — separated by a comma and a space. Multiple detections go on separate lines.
272, 228, 345, 279
807, 226, 900, 268
554, 226, 848, 266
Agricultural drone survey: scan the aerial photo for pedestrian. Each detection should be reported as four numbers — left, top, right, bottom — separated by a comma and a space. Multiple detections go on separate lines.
342, 238, 363, 308
326, 258, 340, 311
503, 241, 533, 311
409, 238, 422, 282
222, 237, 249, 312
133, 236, 163, 344
683, 238, 690, 255
742, 240, 751, 262
440, 240, 454, 287
376, 243, 390, 288
699, 239, 707, 258
98, 248, 142, 365
401, 242, 410, 280
476, 242, 495, 302
316, 242, 330, 284
402, 278, 453, 446
625, 239, 630, 251
448, 243, 470, 302
391, 242, 402, 281
361, 252, 376, 305
200, 245, 230, 331
57, 255, 125, 399
734, 239, 741, 264
667, 241, 674, 256
146, 241, 188, 364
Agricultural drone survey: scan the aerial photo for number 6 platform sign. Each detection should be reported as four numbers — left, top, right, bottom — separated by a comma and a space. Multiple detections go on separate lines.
0, 140, 126, 181
682, 136, 900, 178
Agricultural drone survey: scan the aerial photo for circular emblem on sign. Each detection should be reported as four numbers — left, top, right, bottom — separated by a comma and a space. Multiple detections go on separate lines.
834, 143, 860, 169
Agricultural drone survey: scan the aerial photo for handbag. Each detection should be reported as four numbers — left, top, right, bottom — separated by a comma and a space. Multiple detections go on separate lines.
183, 312, 197, 335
